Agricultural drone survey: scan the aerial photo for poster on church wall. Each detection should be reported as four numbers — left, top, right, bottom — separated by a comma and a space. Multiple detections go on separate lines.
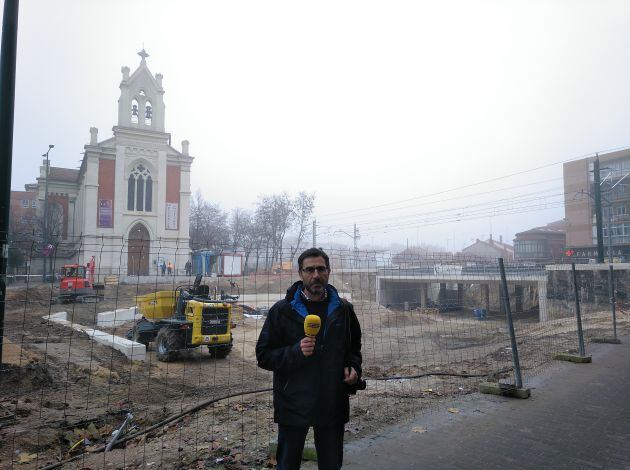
166, 202, 178, 230
99, 199, 113, 228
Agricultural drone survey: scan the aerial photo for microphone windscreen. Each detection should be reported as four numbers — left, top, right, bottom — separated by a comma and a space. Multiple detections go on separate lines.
304, 314, 321, 337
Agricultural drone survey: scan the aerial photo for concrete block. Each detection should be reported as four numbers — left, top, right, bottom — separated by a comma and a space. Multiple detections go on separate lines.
96, 307, 140, 328
554, 353, 592, 363
43, 311, 73, 327
42, 312, 146, 361
84, 329, 146, 361
479, 382, 531, 399
591, 337, 622, 344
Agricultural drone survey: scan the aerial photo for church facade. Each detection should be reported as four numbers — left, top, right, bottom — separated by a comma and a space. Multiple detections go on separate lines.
23, 51, 192, 276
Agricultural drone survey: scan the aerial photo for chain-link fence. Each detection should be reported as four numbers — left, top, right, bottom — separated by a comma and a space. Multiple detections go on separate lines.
1, 239, 629, 468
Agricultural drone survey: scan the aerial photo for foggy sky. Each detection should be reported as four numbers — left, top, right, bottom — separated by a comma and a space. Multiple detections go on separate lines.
6, 0, 630, 250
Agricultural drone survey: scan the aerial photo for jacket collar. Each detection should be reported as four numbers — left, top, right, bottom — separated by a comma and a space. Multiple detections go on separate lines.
286, 281, 341, 319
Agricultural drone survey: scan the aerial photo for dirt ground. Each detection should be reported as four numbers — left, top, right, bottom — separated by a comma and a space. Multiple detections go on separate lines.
1, 277, 629, 469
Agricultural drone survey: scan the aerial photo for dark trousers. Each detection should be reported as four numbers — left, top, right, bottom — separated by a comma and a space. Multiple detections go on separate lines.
277, 423, 344, 470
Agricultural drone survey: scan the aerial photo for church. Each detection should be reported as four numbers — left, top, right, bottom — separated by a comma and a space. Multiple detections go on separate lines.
16, 50, 193, 276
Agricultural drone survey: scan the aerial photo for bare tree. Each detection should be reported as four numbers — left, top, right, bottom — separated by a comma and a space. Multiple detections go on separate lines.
229, 208, 263, 273
34, 202, 64, 275
229, 208, 251, 250
289, 192, 315, 261
189, 191, 230, 250
255, 193, 294, 269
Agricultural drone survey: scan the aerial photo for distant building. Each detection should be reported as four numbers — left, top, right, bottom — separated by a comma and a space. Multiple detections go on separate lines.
513, 220, 566, 263
14, 50, 193, 275
9, 190, 38, 237
392, 247, 462, 266
563, 149, 630, 260
460, 236, 514, 260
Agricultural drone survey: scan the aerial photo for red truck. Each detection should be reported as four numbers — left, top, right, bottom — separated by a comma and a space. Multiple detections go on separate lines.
57, 257, 104, 303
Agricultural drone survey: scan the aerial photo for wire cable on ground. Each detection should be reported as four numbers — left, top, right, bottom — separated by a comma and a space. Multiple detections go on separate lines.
39, 367, 510, 470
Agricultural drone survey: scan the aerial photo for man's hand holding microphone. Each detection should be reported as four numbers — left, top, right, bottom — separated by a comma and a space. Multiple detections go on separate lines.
301, 314, 320, 357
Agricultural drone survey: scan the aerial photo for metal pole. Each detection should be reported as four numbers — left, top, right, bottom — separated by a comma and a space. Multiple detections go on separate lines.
571, 263, 586, 357
42, 150, 50, 281
353, 223, 358, 268
0, 0, 20, 366
498, 257, 523, 389
312, 219, 316, 247
608, 264, 618, 341
594, 155, 605, 263
607, 197, 613, 263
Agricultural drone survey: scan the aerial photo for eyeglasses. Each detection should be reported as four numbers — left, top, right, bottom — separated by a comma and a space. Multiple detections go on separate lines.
301, 266, 329, 274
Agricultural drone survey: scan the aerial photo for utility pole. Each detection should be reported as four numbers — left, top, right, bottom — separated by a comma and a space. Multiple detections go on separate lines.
593, 154, 605, 263
333, 225, 360, 267
353, 224, 359, 268
312, 219, 316, 247
0, 0, 20, 366
41, 144, 54, 281
607, 201, 614, 263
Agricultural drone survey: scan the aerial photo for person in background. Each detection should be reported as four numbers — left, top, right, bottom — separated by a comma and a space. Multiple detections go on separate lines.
167, 261, 173, 276
256, 248, 362, 470
160, 260, 166, 276
185, 259, 192, 276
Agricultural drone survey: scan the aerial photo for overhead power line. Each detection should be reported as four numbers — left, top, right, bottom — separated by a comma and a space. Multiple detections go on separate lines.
316, 145, 630, 221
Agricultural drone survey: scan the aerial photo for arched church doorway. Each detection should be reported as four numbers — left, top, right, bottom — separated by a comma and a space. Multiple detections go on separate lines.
128, 223, 150, 275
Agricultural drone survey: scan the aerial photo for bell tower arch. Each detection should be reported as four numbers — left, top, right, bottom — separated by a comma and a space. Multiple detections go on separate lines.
117, 49, 165, 131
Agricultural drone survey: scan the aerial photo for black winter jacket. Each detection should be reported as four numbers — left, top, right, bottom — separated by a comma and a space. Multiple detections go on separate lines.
256, 281, 362, 427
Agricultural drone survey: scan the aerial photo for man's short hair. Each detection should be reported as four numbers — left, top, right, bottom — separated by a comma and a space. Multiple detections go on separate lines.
298, 248, 330, 271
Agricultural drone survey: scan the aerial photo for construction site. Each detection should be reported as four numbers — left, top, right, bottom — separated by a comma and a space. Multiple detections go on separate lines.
1, 252, 628, 469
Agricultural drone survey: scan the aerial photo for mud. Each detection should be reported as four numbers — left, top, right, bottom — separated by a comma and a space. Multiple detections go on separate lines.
1, 278, 629, 469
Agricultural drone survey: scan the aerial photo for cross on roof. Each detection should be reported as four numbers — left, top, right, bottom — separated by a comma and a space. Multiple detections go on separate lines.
138, 48, 149, 62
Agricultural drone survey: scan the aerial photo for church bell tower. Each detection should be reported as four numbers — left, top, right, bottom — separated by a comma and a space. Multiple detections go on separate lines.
117, 49, 166, 132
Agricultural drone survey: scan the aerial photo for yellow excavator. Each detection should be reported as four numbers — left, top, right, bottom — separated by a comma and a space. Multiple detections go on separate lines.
129, 275, 234, 362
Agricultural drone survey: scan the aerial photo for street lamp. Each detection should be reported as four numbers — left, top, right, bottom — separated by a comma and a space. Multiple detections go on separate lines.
42, 144, 54, 282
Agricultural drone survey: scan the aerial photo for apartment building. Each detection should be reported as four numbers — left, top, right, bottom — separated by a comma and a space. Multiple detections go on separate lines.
563, 149, 630, 260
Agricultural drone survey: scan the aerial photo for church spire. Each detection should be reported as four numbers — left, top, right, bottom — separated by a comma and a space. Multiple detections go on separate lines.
138, 48, 149, 63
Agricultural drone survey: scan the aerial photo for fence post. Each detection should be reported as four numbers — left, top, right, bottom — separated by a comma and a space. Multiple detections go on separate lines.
0, 0, 20, 366
608, 265, 618, 341
554, 264, 592, 362
571, 263, 586, 357
498, 257, 523, 389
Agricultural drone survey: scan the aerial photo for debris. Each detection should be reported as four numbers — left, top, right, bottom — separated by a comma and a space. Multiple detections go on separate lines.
412, 426, 427, 433
17, 452, 38, 464
231, 403, 246, 412
447, 408, 460, 414
105, 412, 134, 452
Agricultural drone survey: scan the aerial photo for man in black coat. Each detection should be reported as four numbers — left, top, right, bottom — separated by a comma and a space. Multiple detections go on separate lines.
256, 248, 362, 470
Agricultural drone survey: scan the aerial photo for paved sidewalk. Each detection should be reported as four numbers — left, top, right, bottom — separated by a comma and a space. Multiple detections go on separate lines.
340, 336, 630, 469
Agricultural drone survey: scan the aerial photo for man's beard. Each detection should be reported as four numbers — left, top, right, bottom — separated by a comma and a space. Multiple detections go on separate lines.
304, 280, 325, 297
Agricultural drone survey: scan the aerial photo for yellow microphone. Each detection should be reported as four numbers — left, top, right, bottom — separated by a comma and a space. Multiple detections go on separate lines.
304, 314, 321, 338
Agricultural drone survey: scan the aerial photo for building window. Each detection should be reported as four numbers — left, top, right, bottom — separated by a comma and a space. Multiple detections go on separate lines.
136, 175, 144, 211
514, 240, 547, 258
21, 199, 29, 208
31, 200, 37, 208
127, 164, 152, 212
